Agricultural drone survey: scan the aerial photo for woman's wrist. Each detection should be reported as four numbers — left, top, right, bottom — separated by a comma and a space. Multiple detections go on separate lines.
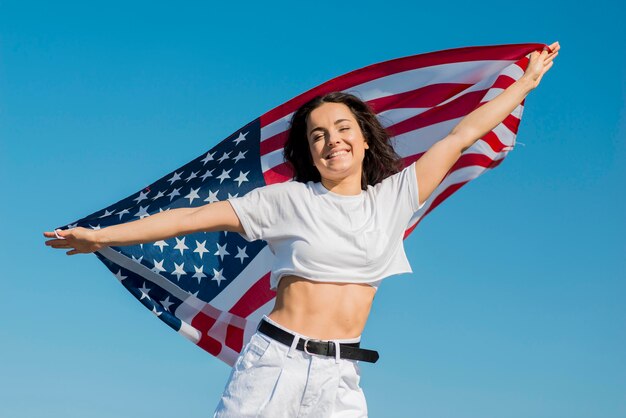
94, 228, 110, 248
517, 74, 536, 94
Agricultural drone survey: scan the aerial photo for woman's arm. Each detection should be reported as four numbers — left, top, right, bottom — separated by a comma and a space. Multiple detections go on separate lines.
413, 42, 560, 207
43, 200, 243, 255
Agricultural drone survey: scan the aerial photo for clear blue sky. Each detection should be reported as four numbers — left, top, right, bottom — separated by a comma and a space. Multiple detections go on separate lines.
1, 0, 624, 417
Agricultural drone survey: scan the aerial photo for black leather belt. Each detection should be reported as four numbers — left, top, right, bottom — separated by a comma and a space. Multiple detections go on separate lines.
258, 318, 379, 363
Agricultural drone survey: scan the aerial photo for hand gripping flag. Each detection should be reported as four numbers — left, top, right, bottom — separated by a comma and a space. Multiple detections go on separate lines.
55, 43, 547, 366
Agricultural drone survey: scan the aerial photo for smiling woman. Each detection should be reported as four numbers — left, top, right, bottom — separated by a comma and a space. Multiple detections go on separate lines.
284, 92, 404, 192
43, 42, 560, 417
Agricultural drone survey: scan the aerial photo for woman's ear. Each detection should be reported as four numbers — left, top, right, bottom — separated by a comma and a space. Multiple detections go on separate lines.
364, 141, 370, 149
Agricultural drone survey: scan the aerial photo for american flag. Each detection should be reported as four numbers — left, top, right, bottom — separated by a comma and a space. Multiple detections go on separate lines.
55, 43, 546, 366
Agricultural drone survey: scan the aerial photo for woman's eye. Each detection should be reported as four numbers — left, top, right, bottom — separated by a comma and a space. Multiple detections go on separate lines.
339, 127, 350, 131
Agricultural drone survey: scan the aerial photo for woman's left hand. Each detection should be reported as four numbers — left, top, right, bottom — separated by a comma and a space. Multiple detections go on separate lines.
522, 41, 560, 90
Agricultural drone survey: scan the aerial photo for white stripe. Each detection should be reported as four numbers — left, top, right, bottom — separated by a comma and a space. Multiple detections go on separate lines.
98, 247, 193, 302
261, 148, 287, 173
377, 107, 430, 127
349, 60, 516, 102
178, 320, 201, 344
261, 113, 293, 141
392, 106, 521, 161
260, 60, 521, 142
209, 245, 275, 311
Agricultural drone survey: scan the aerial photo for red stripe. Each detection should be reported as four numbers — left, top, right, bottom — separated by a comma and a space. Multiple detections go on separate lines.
229, 273, 276, 318
260, 74, 522, 157
263, 163, 293, 185
260, 44, 544, 127
225, 324, 244, 353
192, 312, 222, 355
502, 114, 520, 134
367, 83, 473, 113
260, 84, 474, 157
388, 90, 486, 137
492, 73, 518, 90
260, 130, 288, 156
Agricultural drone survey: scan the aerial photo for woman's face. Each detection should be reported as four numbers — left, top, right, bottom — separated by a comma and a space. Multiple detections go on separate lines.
305, 102, 369, 187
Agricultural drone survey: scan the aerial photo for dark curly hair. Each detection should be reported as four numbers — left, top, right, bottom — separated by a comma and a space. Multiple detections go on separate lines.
283, 92, 403, 190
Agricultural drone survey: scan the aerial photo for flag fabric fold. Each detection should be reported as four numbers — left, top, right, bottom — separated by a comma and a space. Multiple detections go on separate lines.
56, 43, 546, 366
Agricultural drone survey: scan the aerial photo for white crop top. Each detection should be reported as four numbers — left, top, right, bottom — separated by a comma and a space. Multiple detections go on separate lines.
227, 162, 425, 291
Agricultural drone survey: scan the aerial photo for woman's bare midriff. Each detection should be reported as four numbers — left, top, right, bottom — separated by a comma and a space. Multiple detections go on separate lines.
268, 274, 377, 340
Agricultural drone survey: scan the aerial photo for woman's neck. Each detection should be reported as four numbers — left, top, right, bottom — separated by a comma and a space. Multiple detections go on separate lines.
320, 175, 363, 196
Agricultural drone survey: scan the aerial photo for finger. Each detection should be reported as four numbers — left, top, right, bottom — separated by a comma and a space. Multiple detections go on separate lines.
45, 239, 69, 247
66, 249, 78, 256
544, 51, 559, 63
48, 240, 72, 248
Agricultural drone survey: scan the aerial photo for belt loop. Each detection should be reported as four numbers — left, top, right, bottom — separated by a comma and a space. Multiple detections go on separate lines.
287, 333, 299, 358
333, 341, 340, 364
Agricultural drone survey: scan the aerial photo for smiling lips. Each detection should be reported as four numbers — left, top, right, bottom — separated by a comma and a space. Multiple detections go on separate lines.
326, 149, 350, 159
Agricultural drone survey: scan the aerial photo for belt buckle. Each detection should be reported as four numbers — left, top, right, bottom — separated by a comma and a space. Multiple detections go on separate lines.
303, 337, 323, 356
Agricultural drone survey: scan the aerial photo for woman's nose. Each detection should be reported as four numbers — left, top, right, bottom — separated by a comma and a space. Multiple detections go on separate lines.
326, 132, 341, 146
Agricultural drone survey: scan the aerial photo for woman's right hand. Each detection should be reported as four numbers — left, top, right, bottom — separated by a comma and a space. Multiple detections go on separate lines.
43, 227, 104, 256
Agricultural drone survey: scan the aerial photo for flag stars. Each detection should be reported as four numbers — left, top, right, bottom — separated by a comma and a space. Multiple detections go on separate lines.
184, 187, 201, 204
167, 171, 183, 185
114, 269, 127, 281
200, 168, 214, 182
216, 169, 232, 184
233, 131, 248, 145
173, 237, 189, 256
192, 265, 207, 283
139, 282, 151, 300
132, 255, 144, 264
235, 246, 249, 264
133, 190, 150, 204
204, 190, 219, 204
233, 150, 247, 163
227, 192, 239, 199
168, 187, 181, 201
212, 268, 226, 286
151, 305, 162, 317
99, 209, 115, 218
234, 171, 250, 187
218, 151, 231, 164
214, 243, 230, 261
154, 240, 169, 252
185, 171, 199, 182
151, 190, 166, 201
201, 151, 215, 165
151, 259, 166, 273
160, 296, 174, 312
135, 206, 150, 219
116, 208, 130, 219
194, 240, 209, 259
171, 262, 187, 280
89, 224, 102, 230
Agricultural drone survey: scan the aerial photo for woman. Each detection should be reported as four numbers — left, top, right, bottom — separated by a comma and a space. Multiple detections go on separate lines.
44, 43, 559, 417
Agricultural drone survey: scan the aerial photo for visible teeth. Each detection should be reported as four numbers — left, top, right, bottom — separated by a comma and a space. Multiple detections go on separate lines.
328, 150, 348, 158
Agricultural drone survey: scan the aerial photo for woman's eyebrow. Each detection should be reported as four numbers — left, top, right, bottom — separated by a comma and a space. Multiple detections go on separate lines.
308, 119, 352, 136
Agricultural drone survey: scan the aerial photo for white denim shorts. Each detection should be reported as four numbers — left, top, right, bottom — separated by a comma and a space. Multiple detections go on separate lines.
213, 316, 368, 417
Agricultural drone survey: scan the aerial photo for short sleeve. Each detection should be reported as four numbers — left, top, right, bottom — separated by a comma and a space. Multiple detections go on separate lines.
373, 162, 425, 214
227, 182, 297, 242
404, 161, 425, 212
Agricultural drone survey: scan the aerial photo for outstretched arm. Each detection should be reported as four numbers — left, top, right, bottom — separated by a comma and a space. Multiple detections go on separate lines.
413, 41, 560, 206
43, 200, 244, 255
